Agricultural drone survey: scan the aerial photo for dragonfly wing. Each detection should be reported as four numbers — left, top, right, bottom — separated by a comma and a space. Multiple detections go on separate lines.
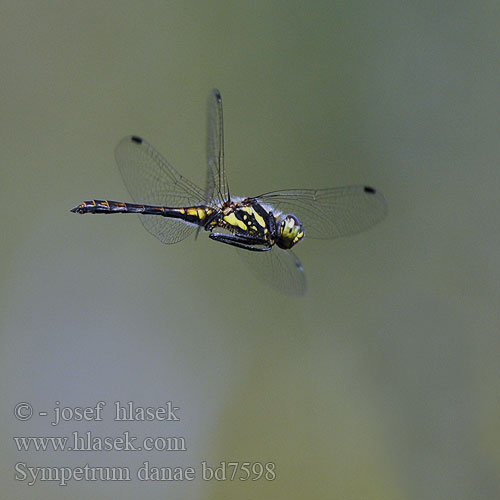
237, 247, 306, 296
205, 89, 230, 205
115, 135, 205, 206
114, 135, 206, 244
256, 186, 387, 239
136, 215, 198, 244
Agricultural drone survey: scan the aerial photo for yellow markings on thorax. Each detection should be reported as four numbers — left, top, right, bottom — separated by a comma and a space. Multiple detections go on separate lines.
241, 206, 266, 229
186, 207, 198, 217
224, 212, 247, 231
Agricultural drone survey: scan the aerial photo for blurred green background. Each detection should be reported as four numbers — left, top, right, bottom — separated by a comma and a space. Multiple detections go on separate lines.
1, 1, 499, 499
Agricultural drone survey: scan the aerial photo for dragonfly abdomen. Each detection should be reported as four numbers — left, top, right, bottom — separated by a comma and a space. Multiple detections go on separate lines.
70, 200, 171, 215
70, 200, 216, 226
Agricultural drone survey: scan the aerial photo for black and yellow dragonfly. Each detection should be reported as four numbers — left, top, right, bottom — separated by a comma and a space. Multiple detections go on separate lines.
71, 90, 387, 295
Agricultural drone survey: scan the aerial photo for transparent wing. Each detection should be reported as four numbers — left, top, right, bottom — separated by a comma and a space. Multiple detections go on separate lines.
115, 135, 205, 206
256, 186, 387, 239
132, 215, 199, 245
205, 89, 230, 205
114, 135, 206, 244
237, 247, 306, 297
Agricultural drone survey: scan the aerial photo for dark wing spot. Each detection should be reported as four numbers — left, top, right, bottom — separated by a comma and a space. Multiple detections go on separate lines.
364, 186, 376, 194
214, 89, 222, 102
131, 136, 143, 144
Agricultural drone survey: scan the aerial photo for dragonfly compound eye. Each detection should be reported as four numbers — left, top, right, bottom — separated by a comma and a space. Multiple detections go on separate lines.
277, 214, 305, 249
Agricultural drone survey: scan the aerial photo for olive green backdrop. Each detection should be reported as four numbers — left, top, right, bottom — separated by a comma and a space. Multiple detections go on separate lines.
1, 1, 499, 499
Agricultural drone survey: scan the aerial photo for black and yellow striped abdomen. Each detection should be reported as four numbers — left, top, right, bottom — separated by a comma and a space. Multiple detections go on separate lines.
70, 200, 215, 226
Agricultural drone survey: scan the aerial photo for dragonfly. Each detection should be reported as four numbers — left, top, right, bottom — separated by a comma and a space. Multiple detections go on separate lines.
71, 89, 387, 295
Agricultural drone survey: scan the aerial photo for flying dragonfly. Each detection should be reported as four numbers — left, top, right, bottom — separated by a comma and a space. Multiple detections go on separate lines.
71, 90, 387, 295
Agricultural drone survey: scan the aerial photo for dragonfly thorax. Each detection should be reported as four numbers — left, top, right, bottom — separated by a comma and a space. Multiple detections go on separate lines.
276, 214, 305, 249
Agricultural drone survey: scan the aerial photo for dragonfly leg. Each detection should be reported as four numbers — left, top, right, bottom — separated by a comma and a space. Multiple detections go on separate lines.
209, 233, 272, 252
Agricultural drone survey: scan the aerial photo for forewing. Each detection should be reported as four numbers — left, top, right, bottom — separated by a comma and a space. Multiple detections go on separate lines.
257, 186, 387, 239
114, 135, 205, 244
237, 248, 306, 296
205, 89, 229, 205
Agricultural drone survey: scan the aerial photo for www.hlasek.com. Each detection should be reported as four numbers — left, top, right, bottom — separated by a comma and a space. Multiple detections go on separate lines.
14, 431, 186, 452
14, 461, 277, 485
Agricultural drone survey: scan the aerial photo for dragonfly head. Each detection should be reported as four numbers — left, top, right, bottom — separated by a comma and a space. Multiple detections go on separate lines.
276, 214, 305, 249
